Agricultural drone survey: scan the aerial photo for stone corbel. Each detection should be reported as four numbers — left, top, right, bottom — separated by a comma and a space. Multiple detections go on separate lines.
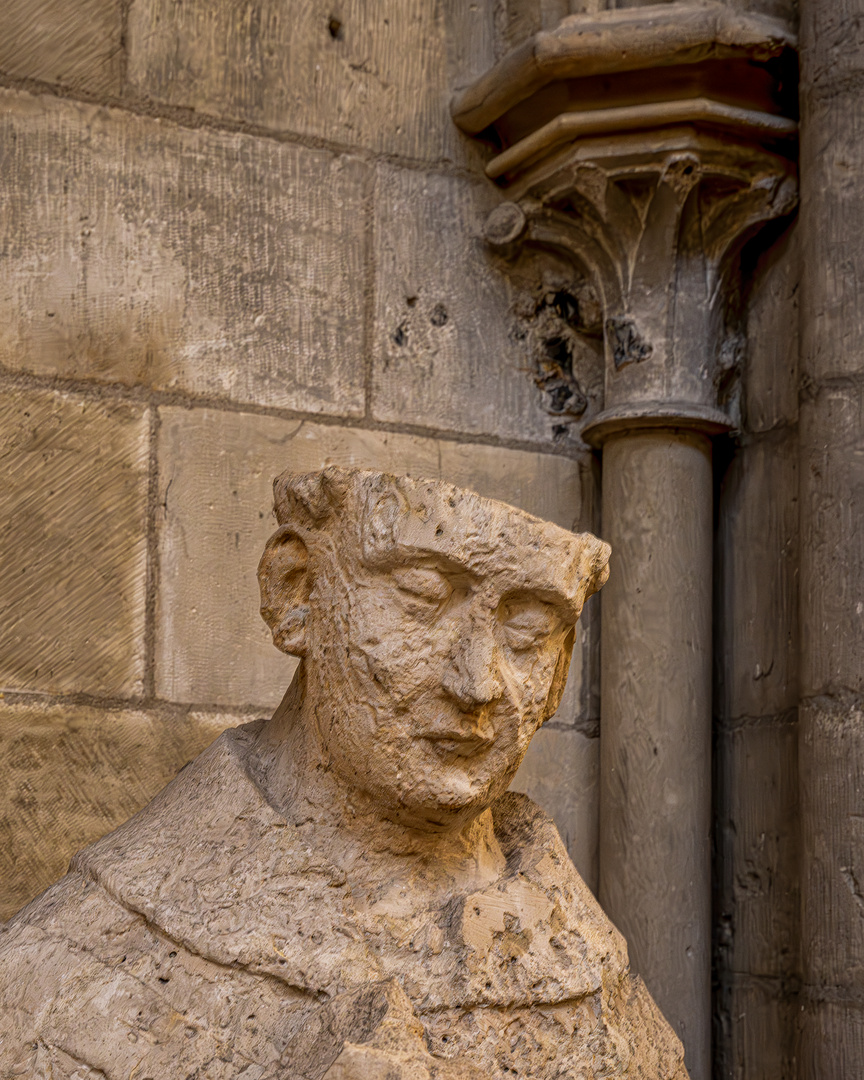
466, 100, 797, 447
452, 6, 798, 1079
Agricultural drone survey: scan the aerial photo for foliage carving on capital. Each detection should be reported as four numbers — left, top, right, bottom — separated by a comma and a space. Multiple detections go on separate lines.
484, 142, 797, 438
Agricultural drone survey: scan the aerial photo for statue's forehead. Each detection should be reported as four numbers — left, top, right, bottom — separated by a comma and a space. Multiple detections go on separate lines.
358, 477, 590, 614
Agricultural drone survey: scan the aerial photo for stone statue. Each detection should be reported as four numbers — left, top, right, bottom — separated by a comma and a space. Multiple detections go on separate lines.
0, 468, 688, 1078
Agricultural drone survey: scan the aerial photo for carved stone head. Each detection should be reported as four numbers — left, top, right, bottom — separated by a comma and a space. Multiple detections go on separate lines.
258, 467, 609, 831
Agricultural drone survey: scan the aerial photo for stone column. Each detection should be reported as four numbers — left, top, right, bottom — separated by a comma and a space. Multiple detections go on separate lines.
481, 145, 795, 1079
599, 427, 713, 1072
452, 9, 798, 1075
798, 0, 864, 1068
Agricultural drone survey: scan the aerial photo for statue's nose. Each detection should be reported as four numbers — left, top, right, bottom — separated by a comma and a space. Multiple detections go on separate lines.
441, 615, 504, 710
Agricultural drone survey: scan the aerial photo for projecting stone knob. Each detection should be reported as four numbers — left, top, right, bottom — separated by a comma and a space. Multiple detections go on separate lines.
482, 202, 526, 247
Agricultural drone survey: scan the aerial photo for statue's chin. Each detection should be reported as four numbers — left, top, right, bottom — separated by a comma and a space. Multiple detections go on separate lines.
374, 775, 502, 834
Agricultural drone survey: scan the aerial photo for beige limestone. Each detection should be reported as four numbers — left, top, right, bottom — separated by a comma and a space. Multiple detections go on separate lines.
511, 725, 600, 893
373, 167, 557, 444
0, 701, 233, 922
155, 410, 599, 875
0, 468, 687, 1078
155, 408, 591, 709
0, 89, 367, 414
0, 0, 122, 95
0, 386, 148, 698
126, 0, 493, 164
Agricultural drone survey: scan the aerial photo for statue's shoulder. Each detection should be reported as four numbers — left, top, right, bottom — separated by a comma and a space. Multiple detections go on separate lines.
74, 719, 268, 873
490, 788, 598, 902
66, 720, 377, 998
0, 722, 259, 946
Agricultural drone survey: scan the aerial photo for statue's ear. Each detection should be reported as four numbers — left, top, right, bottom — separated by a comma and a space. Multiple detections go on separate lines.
543, 626, 575, 722
258, 525, 311, 657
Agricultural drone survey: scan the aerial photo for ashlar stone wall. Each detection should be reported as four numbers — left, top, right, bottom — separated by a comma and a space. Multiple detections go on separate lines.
0, 0, 605, 921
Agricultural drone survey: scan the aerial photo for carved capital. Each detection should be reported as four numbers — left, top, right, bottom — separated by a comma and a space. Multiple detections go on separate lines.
454, 2, 799, 443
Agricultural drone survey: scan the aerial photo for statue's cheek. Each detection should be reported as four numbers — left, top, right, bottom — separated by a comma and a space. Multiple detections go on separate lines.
504, 648, 558, 699
355, 627, 443, 697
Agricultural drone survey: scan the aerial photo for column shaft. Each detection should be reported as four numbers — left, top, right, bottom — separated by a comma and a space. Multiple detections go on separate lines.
599, 428, 712, 1080
798, 0, 864, 1070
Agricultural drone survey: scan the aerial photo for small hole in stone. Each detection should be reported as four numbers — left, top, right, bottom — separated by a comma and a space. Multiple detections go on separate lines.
543, 335, 570, 369
406, 295, 418, 307
328, 16, 343, 39
392, 323, 407, 347
430, 302, 448, 327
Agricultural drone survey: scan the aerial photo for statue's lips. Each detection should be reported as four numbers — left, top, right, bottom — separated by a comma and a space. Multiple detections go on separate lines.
422, 730, 495, 758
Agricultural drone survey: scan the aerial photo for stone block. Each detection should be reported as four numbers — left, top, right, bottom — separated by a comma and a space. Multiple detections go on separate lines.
511, 726, 599, 892
155, 407, 590, 708
372, 166, 573, 444
800, 696, 864, 990
0, 700, 235, 921
714, 718, 799, 981
801, 3, 864, 88
799, 381, 864, 696
744, 225, 799, 434
798, 999, 864, 1078
714, 974, 797, 1080
0, 0, 122, 95
800, 93, 864, 381
716, 429, 798, 721
127, 0, 493, 164
0, 89, 367, 415
0, 386, 148, 698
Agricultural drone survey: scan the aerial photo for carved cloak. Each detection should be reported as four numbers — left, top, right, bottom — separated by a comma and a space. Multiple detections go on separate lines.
0, 722, 687, 1079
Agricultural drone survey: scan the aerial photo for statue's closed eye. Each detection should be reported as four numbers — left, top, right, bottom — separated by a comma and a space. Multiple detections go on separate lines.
500, 602, 556, 652
392, 566, 453, 605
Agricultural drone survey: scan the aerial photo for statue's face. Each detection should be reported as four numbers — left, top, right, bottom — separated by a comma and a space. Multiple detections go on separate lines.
305, 539, 575, 831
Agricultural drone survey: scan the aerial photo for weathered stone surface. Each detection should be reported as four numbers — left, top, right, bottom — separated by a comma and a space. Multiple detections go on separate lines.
600, 430, 713, 1079
744, 226, 800, 434
714, 717, 799, 1079
0, 89, 367, 415
715, 717, 799, 980
800, 697, 864, 989
798, 2, 864, 1070
0, 468, 687, 1078
127, 0, 493, 164
716, 429, 799, 722
511, 726, 599, 892
0, 386, 148, 697
372, 166, 565, 444
798, 999, 864, 1076
800, 3, 864, 89
0, 0, 122, 95
456, 16, 798, 1073
611, 0, 797, 20
714, 975, 798, 1080
799, 694, 864, 1067
800, 95, 864, 383
714, 421, 800, 1077
155, 408, 590, 708
799, 381, 864, 696
0, 701, 233, 921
